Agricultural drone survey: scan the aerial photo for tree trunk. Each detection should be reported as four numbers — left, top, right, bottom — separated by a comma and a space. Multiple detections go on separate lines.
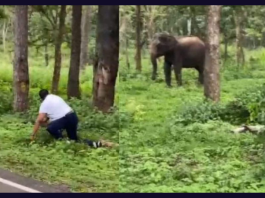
135, 5, 142, 72
224, 33, 228, 63
120, 14, 130, 69
204, 5, 222, 102
92, 5, 119, 113
51, 5, 66, 94
36, 47, 39, 56
182, 19, 188, 36
190, 6, 196, 35
125, 38, 130, 69
234, 7, 245, 67
13, 5, 29, 112
146, 6, 155, 44
80, 6, 92, 70
67, 5, 82, 99
44, 43, 49, 66
187, 19, 191, 35
2, 21, 7, 53
262, 33, 265, 47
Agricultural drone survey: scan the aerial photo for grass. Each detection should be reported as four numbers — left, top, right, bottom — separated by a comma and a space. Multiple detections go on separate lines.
0, 45, 119, 192
119, 47, 265, 192
2, 43, 265, 192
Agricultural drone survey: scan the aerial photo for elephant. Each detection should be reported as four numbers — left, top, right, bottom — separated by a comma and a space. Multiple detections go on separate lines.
149, 32, 206, 87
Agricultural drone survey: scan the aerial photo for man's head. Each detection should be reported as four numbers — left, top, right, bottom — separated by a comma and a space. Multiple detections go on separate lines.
39, 89, 49, 101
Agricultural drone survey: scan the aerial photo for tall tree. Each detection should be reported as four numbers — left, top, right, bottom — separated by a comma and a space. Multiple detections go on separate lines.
80, 6, 92, 70
51, 5, 66, 94
204, 5, 222, 102
67, 5, 82, 99
92, 6, 119, 112
13, 5, 29, 112
119, 11, 131, 69
234, 6, 245, 66
135, 5, 142, 71
144, 6, 156, 42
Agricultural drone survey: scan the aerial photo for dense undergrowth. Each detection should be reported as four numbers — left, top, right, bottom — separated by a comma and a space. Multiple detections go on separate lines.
119, 47, 265, 192
0, 46, 123, 192
2, 44, 265, 192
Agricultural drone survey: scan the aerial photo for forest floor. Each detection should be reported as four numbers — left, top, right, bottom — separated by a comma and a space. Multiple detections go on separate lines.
3, 47, 265, 192
0, 60, 119, 192
119, 49, 265, 192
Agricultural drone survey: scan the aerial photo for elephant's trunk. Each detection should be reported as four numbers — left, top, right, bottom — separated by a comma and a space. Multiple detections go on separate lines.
151, 53, 157, 80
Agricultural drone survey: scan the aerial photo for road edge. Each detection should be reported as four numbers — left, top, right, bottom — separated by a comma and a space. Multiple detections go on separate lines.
0, 168, 71, 193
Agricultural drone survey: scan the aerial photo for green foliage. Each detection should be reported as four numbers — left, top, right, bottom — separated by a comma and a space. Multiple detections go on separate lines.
0, 115, 118, 192
3, 4, 265, 193
172, 84, 265, 126
0, 50, 119, 192
0, 80, 12, 114
119, 46, 265, 192
172, 101, 225, 126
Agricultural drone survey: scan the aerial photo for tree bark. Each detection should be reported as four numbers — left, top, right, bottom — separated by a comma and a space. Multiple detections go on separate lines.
2, 21, 7, 53
262, 32, 265, 47
51, 5, 66, 94
182, 19, 188, 36
120, 14, 130, 69
13, 5, 29, 112
190, 6, 196, 35
234, 7, 245, 67
224, 32, 228, 63
67, 5, 82, 99
204, 5, 222, 102
125, 38, 130, 69
135, 5, 142, 72
146, 6, 155, 43
92, 6, 119, 113
80, 6, 92, 70
44, 43, 49, 66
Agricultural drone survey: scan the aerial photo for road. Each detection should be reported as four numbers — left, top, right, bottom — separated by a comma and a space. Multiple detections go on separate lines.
0, 182, 27, 193
0, 168, 69, 193
0, 177, 40, 193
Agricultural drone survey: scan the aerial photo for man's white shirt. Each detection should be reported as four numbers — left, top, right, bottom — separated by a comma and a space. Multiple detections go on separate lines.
39, 94, 72, 122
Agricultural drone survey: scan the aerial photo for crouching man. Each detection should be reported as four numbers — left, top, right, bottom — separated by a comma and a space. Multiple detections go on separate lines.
31, 89, 102, 148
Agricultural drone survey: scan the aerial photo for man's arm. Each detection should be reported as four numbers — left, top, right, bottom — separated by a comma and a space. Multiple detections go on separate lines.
39, 116, 49, 127
31, 113, 47, 141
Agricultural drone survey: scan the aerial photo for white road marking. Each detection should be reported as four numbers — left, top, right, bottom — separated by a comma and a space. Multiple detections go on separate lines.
0, 177, 41, 193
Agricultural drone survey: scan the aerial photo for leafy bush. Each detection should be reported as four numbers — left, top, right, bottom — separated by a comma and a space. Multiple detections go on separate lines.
171, 101, 225, 126
0, 81, 13, 114
171, 84, 265, 126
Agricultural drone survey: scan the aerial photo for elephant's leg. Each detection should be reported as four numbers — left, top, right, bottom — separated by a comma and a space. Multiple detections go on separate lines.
164, 61, 172, 87
196, 67, 204, 85
151, 55, 158, 80
172, 59, 182, 86
151, 69, 157, 81
173, 66, 182, 86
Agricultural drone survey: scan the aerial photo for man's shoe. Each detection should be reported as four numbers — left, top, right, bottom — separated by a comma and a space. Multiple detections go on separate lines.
85, 139, 102, 148
93, 141, 102, 148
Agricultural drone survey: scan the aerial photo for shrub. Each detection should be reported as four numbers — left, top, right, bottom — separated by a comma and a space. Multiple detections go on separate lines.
171, 84, 265, 126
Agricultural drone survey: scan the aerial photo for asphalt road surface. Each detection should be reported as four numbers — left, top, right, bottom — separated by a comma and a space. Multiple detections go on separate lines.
0, 177, 40, 193
0, 168, 69, 193
0, 182, 27, 193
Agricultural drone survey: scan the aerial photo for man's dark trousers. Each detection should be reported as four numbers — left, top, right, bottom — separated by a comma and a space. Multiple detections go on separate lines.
46, 112, 78, 141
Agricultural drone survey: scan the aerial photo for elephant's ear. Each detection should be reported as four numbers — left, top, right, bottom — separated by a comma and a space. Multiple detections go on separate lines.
157, 34, 177, 51
149, 33, 177, 56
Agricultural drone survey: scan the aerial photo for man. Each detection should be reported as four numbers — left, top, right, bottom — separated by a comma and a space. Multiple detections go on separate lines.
31, 89, 102, 148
